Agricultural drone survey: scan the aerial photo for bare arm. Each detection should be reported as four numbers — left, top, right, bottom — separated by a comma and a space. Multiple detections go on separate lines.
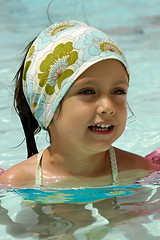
0, 155, 37, 187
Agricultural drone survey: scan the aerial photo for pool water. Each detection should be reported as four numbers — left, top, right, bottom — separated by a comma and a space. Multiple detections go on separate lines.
0, 0, 160, 239
1, 183, 160, 239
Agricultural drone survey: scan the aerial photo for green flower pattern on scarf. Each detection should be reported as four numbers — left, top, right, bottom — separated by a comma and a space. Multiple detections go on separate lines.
38, 42, 78, 95
100, 42, 122, 55
51, 24, 75, 36
23, 45, 35, 81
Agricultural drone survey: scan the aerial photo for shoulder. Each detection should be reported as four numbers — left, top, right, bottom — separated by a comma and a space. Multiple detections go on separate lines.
114, 147, 156, 171
0, 154, 38, 186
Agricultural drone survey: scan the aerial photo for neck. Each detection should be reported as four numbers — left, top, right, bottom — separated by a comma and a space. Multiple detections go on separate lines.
47, 144, 111, 177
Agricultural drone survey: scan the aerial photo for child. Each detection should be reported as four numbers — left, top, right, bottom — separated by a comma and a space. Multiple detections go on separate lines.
0, 20, 157, 187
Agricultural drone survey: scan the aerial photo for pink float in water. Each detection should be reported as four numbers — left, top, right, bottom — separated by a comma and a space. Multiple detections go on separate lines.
145, 147, 160, 165
0, 168, 4, 175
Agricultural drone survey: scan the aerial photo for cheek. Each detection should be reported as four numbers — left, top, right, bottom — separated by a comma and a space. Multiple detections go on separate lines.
117, 101, 127, 121
55, 101, 79, 126
123, 104, 128, 119
63, 98, 90, 115
116, 98, 127, 109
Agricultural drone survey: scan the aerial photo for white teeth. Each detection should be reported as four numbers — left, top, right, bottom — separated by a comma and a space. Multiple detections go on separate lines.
93, 124, 111, 128
89, 124, 113, 132
101, 124, 108, 128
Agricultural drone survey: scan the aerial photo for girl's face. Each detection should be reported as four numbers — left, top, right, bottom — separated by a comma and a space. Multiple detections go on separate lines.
50, 59, 129, 154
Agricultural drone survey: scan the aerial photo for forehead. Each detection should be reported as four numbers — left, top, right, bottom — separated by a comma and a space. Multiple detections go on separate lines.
74, 59, 129, 84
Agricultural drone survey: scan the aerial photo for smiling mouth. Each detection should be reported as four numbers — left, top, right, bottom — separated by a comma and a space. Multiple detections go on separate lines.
88, 124, 114, 133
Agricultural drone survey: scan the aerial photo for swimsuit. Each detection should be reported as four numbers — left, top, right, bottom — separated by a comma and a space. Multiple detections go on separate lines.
35, 146, 118, 186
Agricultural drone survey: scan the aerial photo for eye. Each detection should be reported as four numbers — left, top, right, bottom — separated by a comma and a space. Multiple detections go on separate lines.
78, 89, 95, 95
112, 89, 127, 95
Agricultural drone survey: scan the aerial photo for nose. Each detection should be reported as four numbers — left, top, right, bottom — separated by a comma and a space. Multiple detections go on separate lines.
97, 96, 115, 116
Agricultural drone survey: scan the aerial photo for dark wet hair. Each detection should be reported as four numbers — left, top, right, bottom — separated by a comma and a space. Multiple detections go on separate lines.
13, 39, 41, 158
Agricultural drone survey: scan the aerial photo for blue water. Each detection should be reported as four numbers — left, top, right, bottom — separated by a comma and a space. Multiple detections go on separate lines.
1, 183, 160, 239
0, 0, 160, 239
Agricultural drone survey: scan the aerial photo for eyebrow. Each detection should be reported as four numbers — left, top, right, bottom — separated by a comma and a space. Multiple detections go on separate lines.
73, 78, 129, 88
115, 80, 129, 86
72, 79, 97, 88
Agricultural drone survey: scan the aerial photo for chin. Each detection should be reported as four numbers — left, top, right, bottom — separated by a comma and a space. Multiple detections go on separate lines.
92, 143, 112, 153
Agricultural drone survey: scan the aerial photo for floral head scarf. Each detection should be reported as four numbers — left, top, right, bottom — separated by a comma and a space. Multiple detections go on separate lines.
23, 20, 129, 130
